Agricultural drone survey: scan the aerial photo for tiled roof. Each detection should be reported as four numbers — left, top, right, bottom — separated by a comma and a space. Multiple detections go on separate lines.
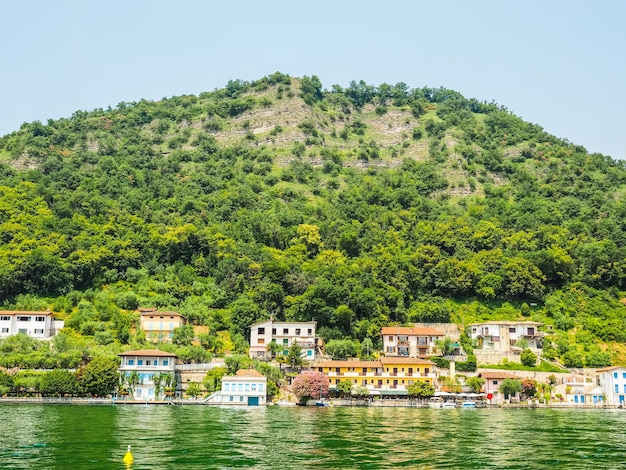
235, 369, 264, 377
381, 326, 444, 336
478, 371, 522, 380
380, 357, 434, 365
314, 360, 382, 368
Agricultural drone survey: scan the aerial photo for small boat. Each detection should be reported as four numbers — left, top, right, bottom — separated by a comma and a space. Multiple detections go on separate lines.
442, 402, 456, 409
315, 400, 329, 407
461, 401, 477, 408
274, 401, 296, 407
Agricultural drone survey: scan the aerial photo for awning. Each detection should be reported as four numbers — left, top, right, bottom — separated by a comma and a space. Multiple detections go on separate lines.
380, 389, 409, 396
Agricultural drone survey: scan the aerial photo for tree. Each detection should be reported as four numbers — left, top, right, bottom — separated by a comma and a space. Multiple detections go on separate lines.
267, 340, 281, 359
435, 337, 455, 356
40, 370, 79, 397
325, 339, 358, 360
225, 355, 252, 374
291, 371, 329, 404
0, 370, 15, 396
153, 372, 164, 399
520, 348, 538, 367
286, 343, 304, 369
407, 381, 435, 399
172, 324, 195, 346
204, 366, 227, 392
360, 338, 374, 359
465, 376, 485, 393
337, 379, 353, 397
80, 357, 119, 397
499, 378, 522, 400
520, 378, 537, 398
351, 384, 370, 398
186, 381, 201, 398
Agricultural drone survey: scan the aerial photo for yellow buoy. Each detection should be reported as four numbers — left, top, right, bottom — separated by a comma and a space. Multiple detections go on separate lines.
123, 445, 134, 464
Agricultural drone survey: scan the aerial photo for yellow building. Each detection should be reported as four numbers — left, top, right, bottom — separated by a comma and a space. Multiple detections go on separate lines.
314, 357, 435, 396
139, 308, 185, 343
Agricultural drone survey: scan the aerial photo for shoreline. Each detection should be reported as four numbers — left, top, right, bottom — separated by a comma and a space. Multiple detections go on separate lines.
0, 396, 624, 410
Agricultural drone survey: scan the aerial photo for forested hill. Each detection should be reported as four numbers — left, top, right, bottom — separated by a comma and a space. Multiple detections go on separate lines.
1, 72, 626, 366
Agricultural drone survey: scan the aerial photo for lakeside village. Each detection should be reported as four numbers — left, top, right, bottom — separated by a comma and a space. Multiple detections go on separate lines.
1, 309, 625, 408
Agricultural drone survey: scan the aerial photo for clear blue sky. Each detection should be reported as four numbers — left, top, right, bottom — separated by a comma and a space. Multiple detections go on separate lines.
1, 0, 625, 159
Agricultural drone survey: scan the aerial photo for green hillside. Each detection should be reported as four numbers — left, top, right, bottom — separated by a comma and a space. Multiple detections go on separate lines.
1, 72, 625, 368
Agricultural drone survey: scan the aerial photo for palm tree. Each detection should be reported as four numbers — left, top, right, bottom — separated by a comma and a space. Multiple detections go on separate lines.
267, 340, 281, 359
153, 373, 164, 400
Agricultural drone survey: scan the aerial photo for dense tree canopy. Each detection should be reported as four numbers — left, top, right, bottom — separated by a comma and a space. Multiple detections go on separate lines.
1, 73, 626, 365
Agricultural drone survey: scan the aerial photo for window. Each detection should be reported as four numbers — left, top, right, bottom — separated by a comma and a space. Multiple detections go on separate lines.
295, 328, 301, 335
245, 384, 250, 392
0, 316, 10, 321
35, 316, 46, 322
229, 396, 234, 402
163, 360, 168, 366
146, 360, 151, 366
615, 384, 619, 393
138, 360, 144, 366
240, 396, 244, 402
259, 383, 264, 392
17, 316, 30, 322
623, 384, 626, 394
271, 328, 276, 335
283, 339, 288, 345
34, 329, 44, 334
1, 328, 8, 333
283, 328, 289, 334
615, 372, 618, 379
472, 328, 477, 333
258, 327, 265, 335
128, 360, 134, 366
509, 327, 516, 333
308, 329, 312, 335
225, 383, 230, 392
623, 373, 626, 379
258, 338, 265, 345
388, 336, 393, 342
307, 350, 312, 356
18, 329, 27, 334
493, 380, 498, 385
251, 384, 257, 391
238, 384, 243, 392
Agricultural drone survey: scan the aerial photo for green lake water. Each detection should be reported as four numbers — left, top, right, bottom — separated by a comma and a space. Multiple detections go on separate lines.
1, 404, 625, 469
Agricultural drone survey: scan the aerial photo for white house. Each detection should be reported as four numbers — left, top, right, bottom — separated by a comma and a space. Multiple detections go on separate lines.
214, 369, 268, 406
470, 321, 544, 352
0, 310, 64, 339
249, 320, 316, 360
118, 349, 178, 400
598, 366, 626, 406
381, 326, 444, 357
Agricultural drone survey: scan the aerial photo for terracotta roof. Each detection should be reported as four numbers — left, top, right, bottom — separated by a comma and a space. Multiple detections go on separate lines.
478, 371, 522, 380
315, 360, 382, 368
139, 310, 183, 317
380, 357, 435, 366
118, 349, 178, 357
381, 326, 444, 336
596, 366, 626, 373
235, 369, 264, 377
